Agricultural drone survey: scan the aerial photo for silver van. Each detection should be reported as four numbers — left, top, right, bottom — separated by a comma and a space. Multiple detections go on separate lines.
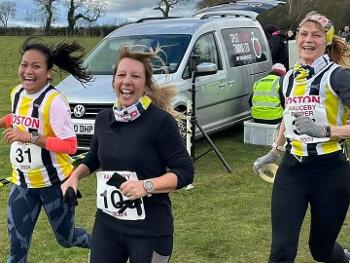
57, 1, 281, 150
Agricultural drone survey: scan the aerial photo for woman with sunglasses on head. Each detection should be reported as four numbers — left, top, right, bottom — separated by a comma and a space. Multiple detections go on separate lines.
253, 11, 350, 263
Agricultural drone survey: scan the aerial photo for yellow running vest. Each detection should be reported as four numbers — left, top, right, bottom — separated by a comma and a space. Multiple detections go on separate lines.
282, 63, 348, 156
9, 85, 74, 188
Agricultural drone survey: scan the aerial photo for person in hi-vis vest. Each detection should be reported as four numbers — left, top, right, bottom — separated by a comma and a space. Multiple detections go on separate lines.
249, 63, 286, 124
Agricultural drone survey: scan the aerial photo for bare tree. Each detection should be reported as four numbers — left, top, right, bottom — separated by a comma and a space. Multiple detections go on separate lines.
0, 0, 16, 28
27, 0, 59, 35
153, 0, 194, 17
34, 0, 59, 35
64, 0, 106, 36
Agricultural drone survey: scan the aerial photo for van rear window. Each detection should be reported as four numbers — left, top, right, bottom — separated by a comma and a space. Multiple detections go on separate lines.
221, 28, 268, 67
84, 34, 191, 75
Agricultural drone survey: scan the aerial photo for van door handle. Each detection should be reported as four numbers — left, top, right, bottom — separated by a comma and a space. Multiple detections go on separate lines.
219, 83, 226, 88
227, 81, 235, 84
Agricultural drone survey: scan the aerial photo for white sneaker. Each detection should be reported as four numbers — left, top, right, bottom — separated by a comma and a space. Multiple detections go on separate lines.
185, 184, 194, 189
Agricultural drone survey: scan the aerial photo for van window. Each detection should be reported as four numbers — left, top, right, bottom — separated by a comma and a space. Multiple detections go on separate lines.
221, 28, 268, 67
183, 32, 221, 79
84, 34, 191, 75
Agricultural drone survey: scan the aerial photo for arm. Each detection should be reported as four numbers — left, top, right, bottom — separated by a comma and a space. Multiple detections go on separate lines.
61, 131, 100, 196
253, 121, 286, 174
120, 113, 194, 200
274, 120, 286, 147
0, 114, 11, 128
323, 67, 350, 139
329, 125, 350, 139
145, 172, 178, 194
4, 95, 78, 153
61, 163, 91, 195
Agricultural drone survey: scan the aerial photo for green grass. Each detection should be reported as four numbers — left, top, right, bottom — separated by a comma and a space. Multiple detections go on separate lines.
0, 36, 350, 263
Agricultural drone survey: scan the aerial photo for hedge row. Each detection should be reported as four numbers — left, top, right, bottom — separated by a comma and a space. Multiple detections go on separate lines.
0, 25, 120, 37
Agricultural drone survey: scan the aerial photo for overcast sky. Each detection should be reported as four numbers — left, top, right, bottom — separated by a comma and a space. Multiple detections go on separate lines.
8, 0, 200, 27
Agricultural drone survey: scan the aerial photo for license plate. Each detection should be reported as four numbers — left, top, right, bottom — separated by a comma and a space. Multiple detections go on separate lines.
73, 119, 95, 135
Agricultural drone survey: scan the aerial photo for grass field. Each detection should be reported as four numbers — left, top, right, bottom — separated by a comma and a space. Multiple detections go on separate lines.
1, 36, 350, 263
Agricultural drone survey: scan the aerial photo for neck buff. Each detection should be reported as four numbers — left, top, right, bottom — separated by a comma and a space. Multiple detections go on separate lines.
113, 95, 152, 122
293, 55, 330, 82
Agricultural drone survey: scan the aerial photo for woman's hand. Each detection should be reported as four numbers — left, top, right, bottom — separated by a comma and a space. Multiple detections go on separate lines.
294, 116, 330, 137
3, 128, 31, 144
61, 174, 79, 196
120, 180, 147, 200
253, 148, 281, 175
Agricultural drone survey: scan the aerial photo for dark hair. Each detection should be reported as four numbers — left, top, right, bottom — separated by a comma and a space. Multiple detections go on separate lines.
265, 24, 278, 35
20, 37, 92, 84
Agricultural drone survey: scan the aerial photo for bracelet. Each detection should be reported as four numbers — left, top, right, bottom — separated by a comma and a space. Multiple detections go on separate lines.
272, 142, 285, 152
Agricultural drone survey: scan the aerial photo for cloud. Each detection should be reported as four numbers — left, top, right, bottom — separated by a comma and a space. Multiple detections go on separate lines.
104, 0, 198, 22
8, 0, 199, 27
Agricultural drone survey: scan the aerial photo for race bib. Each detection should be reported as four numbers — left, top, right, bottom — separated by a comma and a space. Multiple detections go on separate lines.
10, 142, 44, 171
96, 171, 146, 220
284, 96, 330, 144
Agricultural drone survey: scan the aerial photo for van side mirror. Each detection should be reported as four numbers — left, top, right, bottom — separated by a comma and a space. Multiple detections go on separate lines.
195, 62, 218, 76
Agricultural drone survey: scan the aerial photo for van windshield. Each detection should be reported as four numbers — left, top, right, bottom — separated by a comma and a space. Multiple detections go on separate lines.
84, 34, 191, 75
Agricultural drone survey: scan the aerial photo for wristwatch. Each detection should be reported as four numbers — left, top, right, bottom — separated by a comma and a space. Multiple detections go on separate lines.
143, 179, 154, 197
30, 131, 39, 144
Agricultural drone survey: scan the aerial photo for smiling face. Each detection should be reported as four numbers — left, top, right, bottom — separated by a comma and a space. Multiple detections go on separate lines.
297, 21, 327, 65
113, 57, 146, 107
18, 49, 50, 94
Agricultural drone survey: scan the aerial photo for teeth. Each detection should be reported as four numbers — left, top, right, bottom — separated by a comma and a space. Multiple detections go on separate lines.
121, 89, 132, 94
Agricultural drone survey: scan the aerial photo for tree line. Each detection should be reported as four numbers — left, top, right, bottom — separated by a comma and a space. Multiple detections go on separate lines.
0, 0, 350, 37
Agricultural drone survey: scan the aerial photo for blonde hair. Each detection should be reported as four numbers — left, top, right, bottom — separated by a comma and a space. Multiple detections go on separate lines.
113, 46, 182, 119
326, 35, 350, 67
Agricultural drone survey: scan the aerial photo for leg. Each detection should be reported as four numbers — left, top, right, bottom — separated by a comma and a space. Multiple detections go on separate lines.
269, 154, 309, 263
89, 219, 128, 263
126, 234, 173, 263
309, 159, 350, 263
41, 184, 90, 249
268, 184, 308, 263
7, 184, 41, 263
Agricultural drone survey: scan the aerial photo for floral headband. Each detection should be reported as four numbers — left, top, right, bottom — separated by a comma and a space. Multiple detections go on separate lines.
299, 12, 335, 45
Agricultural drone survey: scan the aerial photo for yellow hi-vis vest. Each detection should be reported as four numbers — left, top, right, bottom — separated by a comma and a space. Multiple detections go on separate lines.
251, 74, 283, 120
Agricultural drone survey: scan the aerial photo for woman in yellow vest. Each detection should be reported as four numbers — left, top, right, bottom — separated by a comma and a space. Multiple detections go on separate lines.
254, 12, 350, 262
0, 38, 92, 262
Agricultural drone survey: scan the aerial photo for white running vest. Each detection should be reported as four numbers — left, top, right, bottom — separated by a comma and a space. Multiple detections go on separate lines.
282, 63, 348, 156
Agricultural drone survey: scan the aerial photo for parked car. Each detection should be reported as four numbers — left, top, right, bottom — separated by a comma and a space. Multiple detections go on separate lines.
57, 0, 283, 150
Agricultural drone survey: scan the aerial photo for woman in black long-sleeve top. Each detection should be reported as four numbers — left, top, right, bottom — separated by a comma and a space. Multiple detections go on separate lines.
61, 46, 194, 263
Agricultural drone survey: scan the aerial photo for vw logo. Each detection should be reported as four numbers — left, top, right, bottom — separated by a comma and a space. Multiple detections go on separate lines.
73, 104, 86, 118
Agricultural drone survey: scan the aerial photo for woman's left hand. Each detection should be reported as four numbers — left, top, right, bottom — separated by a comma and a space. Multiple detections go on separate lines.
294, 116, 330, 138
3, 128, 31, 144
120, 180, 147, 200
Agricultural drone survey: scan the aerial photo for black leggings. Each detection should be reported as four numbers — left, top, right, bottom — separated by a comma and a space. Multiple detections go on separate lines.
90, 219, 173, 263
269, 151, 350, 263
